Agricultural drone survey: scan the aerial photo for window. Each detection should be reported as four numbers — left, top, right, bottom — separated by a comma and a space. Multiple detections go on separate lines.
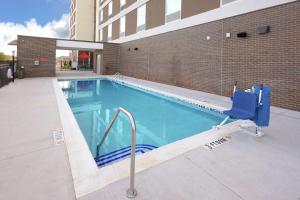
120, 0, 126, 9
120, 16, 126, 37
165, 0, 181, 23
108, 1, 113, 16
99, 10, 103, 22
99, 29, 103, 41
221, 0, 237, 5
108, 24, 112, 41
137, 4, 146, 32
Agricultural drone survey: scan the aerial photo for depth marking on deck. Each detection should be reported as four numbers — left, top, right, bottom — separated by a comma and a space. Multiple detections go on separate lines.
53, 128, 65, 145
203, 135, 231, 150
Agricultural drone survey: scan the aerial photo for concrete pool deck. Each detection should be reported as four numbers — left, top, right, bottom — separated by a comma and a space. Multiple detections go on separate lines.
0, 75, 300, 200
0, 78, 75, 200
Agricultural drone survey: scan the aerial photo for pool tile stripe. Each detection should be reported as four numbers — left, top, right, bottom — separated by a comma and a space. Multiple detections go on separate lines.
97, 147, 154, 162
95, 144, 157, 167
96, 144, 158, 159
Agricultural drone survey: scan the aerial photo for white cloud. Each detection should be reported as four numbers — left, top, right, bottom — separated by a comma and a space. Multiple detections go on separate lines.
0, 13, 70, 57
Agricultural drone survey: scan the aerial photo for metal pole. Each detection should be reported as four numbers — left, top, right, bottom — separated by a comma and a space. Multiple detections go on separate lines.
96, 109, 121, 158
125, 107, 137, 198
256, 126, 264, 137
12, 51, 15, 82
217, 116, 230, 129
95, 107, 138, 198
233, 81, 237, 96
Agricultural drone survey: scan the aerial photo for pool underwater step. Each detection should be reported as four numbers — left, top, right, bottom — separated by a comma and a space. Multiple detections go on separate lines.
95, 144, 157, 167
71, 103, 102, 114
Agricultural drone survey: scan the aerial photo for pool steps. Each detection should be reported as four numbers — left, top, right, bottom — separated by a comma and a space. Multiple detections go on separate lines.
95, 144, 157, 167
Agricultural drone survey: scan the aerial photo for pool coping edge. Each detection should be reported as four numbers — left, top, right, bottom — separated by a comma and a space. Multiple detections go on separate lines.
52, 76, 242, 198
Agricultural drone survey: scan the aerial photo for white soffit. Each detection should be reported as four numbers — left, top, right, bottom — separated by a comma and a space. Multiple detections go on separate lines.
56, 40, 104, 50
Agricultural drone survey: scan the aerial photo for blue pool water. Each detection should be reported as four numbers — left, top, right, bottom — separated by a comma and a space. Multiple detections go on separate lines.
59, 79, 230, 166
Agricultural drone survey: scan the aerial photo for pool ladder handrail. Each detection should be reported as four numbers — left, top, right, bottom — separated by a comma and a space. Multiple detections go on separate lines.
112, 72, 122, 81
96, 107, 137, 198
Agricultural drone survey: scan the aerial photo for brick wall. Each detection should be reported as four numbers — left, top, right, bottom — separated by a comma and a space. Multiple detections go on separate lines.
17, 35, 56, 77
104, 1, 300, 111
102, 43, 121, 75
221, 2, 300, 111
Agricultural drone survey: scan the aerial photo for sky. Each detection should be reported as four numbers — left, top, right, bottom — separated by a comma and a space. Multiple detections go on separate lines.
0, 0, 70, 57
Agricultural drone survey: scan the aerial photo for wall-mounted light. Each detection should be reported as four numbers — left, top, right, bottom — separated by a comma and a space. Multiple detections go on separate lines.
206, 36, 211, 41
257, 26, 270, 34
237, 32, 247, 38
226, 32, 231, 38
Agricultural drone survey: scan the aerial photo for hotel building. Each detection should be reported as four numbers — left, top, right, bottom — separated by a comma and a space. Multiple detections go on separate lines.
69, 0, 300, 111
70, 0, 96, 40
69, 0, 96, 69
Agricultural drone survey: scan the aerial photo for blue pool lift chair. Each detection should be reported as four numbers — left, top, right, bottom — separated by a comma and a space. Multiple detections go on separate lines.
224, 91, 257, 119
217, 90, 257, 129
218, 82, 271, 137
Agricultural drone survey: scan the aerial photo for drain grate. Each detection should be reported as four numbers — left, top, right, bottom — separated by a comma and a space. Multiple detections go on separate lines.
53, 129, 65, 145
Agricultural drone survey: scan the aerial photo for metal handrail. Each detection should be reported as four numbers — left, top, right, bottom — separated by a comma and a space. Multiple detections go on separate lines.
96, 107, 137, 198
112, 72, 122, 81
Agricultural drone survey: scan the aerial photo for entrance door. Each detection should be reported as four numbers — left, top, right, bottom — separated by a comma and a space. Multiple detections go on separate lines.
97, 54, 101, 74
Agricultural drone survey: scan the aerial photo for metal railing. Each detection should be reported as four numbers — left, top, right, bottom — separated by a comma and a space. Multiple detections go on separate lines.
112, 72, 122, 81
96, 107, 137, 198
0, 64, 12, 88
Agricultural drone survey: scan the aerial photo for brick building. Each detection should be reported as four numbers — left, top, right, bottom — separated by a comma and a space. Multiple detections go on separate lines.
93, 0, 300, 111
16, 0, 300, 111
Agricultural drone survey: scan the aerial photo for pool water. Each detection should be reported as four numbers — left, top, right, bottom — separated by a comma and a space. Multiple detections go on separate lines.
59, 79, 230, 166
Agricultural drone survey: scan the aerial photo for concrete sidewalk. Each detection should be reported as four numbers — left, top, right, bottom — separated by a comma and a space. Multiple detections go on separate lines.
80, 108, 300, 200
79, 76, 300, 200
1, 76, 300, 200
0, 78, 75, 200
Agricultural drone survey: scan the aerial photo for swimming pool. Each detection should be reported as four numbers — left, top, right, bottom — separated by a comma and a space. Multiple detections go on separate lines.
59, 79, 231, 167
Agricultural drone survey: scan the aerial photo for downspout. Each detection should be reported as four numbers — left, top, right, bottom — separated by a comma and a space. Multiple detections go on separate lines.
94, 0, 97, 73
94, 0, 97, 42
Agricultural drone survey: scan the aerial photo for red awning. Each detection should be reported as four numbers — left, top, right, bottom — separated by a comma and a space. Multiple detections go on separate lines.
78, 53, 90, 59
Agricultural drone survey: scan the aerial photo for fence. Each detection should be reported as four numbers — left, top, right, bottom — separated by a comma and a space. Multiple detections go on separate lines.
0, 60, 11, 65
0, 63, 12, 88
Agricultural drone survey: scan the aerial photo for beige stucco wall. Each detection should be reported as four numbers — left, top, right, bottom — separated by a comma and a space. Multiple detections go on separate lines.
73, 0, 95, 41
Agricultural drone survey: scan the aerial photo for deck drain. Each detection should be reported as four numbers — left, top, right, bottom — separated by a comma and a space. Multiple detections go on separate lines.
203, 135, 231, 150
53, 128, 65, 145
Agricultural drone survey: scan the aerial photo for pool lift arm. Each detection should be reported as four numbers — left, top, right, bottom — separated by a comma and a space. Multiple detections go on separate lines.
217, 81, 238, 129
